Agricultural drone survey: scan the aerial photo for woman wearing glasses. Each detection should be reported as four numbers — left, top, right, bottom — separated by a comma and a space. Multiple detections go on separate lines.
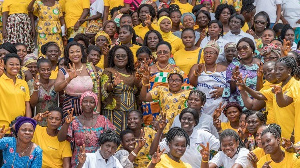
188, 40, 227, 120
223, 37, 261, 110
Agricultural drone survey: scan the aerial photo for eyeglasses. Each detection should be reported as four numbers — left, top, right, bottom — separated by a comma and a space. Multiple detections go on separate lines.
115, 55, 127, 59
254, 20, 266, 25
157, 50, 170, 55
168, 79, 182, 83
225, 49, 237, 53
204, 51, 217, 55
237, 45, 250, 51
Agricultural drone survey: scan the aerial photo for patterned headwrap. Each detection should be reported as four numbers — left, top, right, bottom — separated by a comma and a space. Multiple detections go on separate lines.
23, 53, 37, 67
224, 42, 237, 50
200, 0, 212, 5
80, 91, 98, 110
15, 117, 37, 135
141, 0, 154, 4
181, 13, 196, 24
204, 40, 220, 54
262, 43, 281, 57
95, 31, 112, 45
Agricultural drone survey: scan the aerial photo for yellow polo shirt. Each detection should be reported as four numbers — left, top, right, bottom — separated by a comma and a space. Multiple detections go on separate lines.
257, 151, 300, 168
221, 122, 238, 133
33, 125, 72, 168
59, 0, 90, 28
260, 81, 276, 125
96, 55, 105, 69
134, 23, 159, 40
2, 0, 31, 15
0, 74, 30, 131
147, 154, 192, 168
172, 2, 193, 14
130, 44, 141, 63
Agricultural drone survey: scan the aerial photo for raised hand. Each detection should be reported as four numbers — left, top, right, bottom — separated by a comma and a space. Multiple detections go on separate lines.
237, 126, 247, 140
144, 14, 152, 27
0, 59, 4, 76
65, 109, 75, 124
158, 112, 167, 131
236, 74, 248, 91
101, 43, 109, 56
213, 118, 221, 132
247, 151, 258, 167
257, 62, 263, 78
33, 74, 40, 90
113, 72, 123, 86
33, 111, 51, 122
67, 63, 78, 80
200, 142, 210, 161
142, 65, 150, 85
262, 161, 272, 168
151, 146, 165, 164
137, 129, 146, 149
200, 29, 206, 40
232, 66, 240, 81
213, 102, 225, 120
194, 64, 203, 76
282, 39, 291, 56
271, 85, 282, 94
0, 125, 10, 139
78, 144, 86, 164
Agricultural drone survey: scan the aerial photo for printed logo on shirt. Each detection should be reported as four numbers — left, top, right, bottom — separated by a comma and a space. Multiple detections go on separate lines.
20, 86, 25, 92
196, 142, 204, 152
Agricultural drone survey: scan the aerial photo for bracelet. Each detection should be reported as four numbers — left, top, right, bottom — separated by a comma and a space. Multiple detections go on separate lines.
202, 159, 209, 163
33, 89, 38, 92
142, 80, 150, 87
131, 151, 137, 157
194, 70, 201, 76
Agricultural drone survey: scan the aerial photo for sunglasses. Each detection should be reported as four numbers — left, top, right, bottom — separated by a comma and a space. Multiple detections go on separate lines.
237, 45, 250, 51
157, 50, 170, 55
254, 20, 266, 25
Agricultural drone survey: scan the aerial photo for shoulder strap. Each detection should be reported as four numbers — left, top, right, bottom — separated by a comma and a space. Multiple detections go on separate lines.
197, 48, 203, 64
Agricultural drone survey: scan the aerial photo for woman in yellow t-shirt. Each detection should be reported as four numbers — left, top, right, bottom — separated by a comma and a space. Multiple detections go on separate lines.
172, 0, 193, 14
158, 16, 184, 54
118, 25, 141, 62
32, 107, 72, 168
213, 102, 242, 134
41, 42, 61, 79
257, 124, 300, 168
148, 127, 192, 168
2, 0, 35, 52
173, 28, 202, 75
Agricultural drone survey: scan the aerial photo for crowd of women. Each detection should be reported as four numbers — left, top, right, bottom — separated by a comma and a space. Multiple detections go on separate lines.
1, 0, 300, 167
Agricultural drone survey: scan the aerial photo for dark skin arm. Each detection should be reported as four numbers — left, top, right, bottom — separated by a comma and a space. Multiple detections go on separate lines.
81, 12, 102, 21
62, 157, 71, 168
25, 102, 32, 117
27, 0, 36, 12
74, 8, 89, 32
103, 6, 109, 23
149, 113, 167, 155
188, 64, 203, 86
273, 85, 294, 107
2, 11, 8, 39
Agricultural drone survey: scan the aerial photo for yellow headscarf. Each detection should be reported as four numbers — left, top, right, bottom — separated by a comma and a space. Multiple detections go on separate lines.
23, 53, 37, 67
157, 16, 178, 43
95, 31, 112, 45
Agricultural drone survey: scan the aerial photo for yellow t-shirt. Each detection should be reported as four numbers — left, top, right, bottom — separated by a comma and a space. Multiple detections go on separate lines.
173, 48, 204, 75
130, 44, 141, 63
104, 0, 124, 11
59, 0, 90, 28
32, 125, 72, 168
260, 81, 276, 125
148, 154, 192, 168
260, 78, 297, 140
150, 86, 190, 133
2, 0, 31, 15
241, 23, 249, 33
221, 122, 238, 133
257, 151, 300, 168
252, 147, 265, 160
49, 67, 59, 80
0, 74, 30, 132
134, 23, 159, 40
286, 80, 300, 142
161, 35, 184, 55
172, 2, 193, 14
96, 55, 105, 69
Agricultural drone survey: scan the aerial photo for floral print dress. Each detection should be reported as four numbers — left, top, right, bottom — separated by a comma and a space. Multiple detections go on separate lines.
33, 1, 64, 57
0, 137, 42, 168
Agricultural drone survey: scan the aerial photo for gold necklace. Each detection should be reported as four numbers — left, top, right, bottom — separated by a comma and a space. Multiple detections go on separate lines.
155, 63, 170, 71
76, 64, 84, 73
204, 64, 217, 74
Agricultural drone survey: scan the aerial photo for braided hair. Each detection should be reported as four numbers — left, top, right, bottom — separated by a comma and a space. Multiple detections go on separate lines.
99, 130, 121, 146
261, 124, 281, 139
188, 90, 206, 104
165, 127, 190, 146
220, 129, 245, 151
276, 56, 300, 79
108, 45, 135, 74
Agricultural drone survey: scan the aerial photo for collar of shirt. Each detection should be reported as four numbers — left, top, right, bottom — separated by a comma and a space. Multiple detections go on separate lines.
1, 73, 22, 86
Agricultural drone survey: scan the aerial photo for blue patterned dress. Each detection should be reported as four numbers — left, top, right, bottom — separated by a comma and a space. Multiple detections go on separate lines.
0, 137, 42, 168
